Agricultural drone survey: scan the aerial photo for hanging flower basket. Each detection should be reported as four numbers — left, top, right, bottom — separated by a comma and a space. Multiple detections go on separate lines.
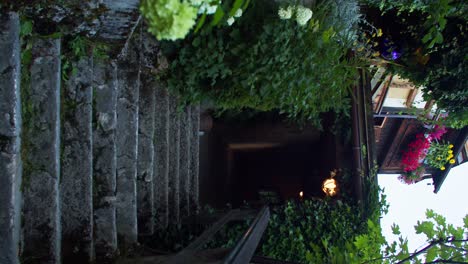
399, 125, 452, 184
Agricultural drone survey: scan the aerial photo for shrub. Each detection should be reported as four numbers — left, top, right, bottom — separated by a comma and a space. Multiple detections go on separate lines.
259, 199, 365, 263
164, 0, 362, 127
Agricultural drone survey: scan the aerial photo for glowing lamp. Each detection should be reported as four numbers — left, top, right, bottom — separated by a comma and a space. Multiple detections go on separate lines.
322, 178, 338, 197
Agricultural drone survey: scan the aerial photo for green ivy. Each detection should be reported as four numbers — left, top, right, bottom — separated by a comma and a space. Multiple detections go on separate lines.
260, 199, 366, 263
164, 0, 362, 128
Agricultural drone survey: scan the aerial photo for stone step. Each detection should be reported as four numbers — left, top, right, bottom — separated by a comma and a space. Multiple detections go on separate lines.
22, 37, 62, 263
136, 72, 156, 236
116, 42, 140, 247
179, 107, 191, 219
60, 58, 94, 263
93, 0, 141, 41
189, 105, 201, 214
93, 60, 118, 261
0, 12, 22, 264
153, 86, 170, 228
136, 29, 159, 236
168, 95, 181, 224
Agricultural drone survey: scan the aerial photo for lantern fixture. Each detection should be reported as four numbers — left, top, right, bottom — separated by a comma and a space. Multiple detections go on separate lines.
322, 169, 339, 197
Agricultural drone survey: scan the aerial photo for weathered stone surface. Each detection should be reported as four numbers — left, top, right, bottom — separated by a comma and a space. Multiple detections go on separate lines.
116, 44, 140, 246
93, 0, 141, 41
168, 95, 181, 224
22, 38, 61, 264
179, 107, 191, 219
60, 58, 94, 262
154, 86, 169, 228
139, 29, 159, 71
0, 12, 21, 264
136, 75, 155, 236
93, 61, 118, 261
189, 105, 201, 213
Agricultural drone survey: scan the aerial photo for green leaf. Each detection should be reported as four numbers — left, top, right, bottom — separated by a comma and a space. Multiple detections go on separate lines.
425, 247, 437, 262
435, 32, 443, 44
20, 20, 33, 37
194, 13, 207, 33
426, 209, 435, 218
21, 49, 32, 66
211, 6, 225, 26
192, 37, 201, 47
242, 0, 251, 10
229, 0, 244, 17
422, 32, 432, 43
439, 18, 447, 30
391, 224, 401, 235
43, 32, 62, 39
415, 221, 435, 238
322, 27, 335, 43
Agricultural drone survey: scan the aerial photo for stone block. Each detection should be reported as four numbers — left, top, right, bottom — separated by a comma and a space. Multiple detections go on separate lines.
60, 58, 94, 262
168, 95, 180, 224
0, 12, 21, 264
153, 86, 169, 228
179, 107, 191, 219
116, 51, 140, 246
22, 37, 61, 264
93, 61, 118, 261
136, 74, 155, 235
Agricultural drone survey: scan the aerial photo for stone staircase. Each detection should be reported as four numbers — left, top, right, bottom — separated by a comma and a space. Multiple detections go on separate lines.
0, 12, 200, 264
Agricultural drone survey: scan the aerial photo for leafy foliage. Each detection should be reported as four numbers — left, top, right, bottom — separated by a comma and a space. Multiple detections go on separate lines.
363, 0, 468, 124
259, 199, 366, 263
350, 209, 468, 263
425, 141, 455, 170
164, 0, 361, 127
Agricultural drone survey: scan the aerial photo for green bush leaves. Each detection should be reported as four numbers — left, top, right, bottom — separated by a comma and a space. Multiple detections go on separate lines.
164, 0, 361, 127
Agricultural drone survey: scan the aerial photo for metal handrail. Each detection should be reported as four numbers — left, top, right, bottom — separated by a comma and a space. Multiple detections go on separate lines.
163, 206, 270, 264
223, 206, 270, 264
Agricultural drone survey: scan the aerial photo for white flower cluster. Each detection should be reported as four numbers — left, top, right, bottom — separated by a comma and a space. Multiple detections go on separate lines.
278, 6, 293, 19
278, 5, 313, 26
227, 8, 243, 26
295, 5, 313, 26
193, 0, 219, 14
227, 17, 235, 25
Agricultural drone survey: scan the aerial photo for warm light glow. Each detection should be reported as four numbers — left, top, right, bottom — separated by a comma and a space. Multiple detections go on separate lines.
299, 191, 304, 198
322, 178, 338, 196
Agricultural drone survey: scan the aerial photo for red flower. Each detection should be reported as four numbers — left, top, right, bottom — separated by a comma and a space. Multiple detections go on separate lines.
401, 133, 430, 172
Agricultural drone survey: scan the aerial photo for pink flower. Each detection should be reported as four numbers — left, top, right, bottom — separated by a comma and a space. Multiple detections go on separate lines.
428, 125, 447, 141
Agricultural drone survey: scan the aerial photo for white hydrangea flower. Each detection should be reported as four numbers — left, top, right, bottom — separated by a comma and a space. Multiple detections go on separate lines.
278, 6, 293, 19
234, 8, 242, 18
206, 4, 218, 14
197, 0, 218, 14
295, 5, 313, 26
198, 2, 209, 14
190, 0, 204, 6
227, 17, 235, 26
